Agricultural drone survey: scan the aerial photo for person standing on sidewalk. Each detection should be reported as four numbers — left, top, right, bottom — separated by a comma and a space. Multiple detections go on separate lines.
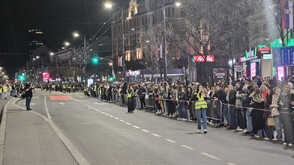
24, 83, 33, 111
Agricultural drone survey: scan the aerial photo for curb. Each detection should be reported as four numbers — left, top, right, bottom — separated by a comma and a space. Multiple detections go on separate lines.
0, 99, 13, 165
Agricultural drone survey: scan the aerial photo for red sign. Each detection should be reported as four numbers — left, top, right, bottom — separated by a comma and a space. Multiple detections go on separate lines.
42, 72, 50, 81
258, 46, 270, 52
193, 55, 215, 62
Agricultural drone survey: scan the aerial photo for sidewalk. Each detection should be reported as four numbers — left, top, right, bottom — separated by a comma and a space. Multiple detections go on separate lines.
0, 98, 78, 165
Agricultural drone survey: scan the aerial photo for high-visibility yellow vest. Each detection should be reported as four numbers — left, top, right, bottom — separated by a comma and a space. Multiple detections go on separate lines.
94, 85, 97, 91
127, 89, 134, 98
0, 87, 2, 93
84, 87, 88, 92
98, 87, 102, 94
9, 85, 12, 91
195, 92, 208, 110
52, 85, 55, 88
3, 86, 8, 93
63, 85, 66, 89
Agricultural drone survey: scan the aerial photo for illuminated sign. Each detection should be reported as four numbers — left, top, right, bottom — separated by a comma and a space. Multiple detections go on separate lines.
246, 48, 256, 59
251, 63, 256, 79
193, 55, 215, 62
263, 54, 272, 60
42, 72, 50, 81
258, 46, 270, 52
278, 67, 284, 80
126, 70, 141, 77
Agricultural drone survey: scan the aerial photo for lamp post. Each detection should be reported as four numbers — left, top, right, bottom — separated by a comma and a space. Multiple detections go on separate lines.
162, 1, 182, 81
105, 1, 126, 81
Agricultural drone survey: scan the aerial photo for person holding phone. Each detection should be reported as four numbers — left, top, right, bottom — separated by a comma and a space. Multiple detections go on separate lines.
24, 83, 33, 111
195, 85, 208, 133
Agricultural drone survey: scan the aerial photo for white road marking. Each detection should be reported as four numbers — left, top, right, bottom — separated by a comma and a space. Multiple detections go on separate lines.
227, 163, 236, 165
120, 119, 125, 122
201, 152, 221, 160
44, 96, 52, 120
23, 103, 35, 106
114, 117, 119, 120
125, 122, 132, 126
60, 102, 64, 105
105, 113, 109, 116
132, 125, 140, 129
141, 129, 149, 133
181, 145, 195, 150
109, 115, 113, 118
165, 139, 176, 143
152, 133, 162, 137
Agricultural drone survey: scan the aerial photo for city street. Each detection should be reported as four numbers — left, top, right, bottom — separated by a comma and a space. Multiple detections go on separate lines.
2, 89, 293, 165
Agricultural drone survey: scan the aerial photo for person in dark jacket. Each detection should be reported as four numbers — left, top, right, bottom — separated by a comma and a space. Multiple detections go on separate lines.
227, 85, 236, 129
137, 85, 146, 109
250, 88, 265, 138
24, 83, 33, 111
280, 84, 294, 146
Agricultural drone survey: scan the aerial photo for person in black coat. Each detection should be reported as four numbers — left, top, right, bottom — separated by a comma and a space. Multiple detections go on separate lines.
24, 83, 33, 111
249, 88, 265, 138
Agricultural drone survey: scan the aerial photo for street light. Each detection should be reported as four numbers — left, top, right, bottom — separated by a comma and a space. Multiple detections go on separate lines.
104, 1, 113, 8
104, 1, 126, 80
49, 52, 54, 56
64, 41, 70, 47
162, 0, 182, 81
73, 32, 80, 38
175, 2, 182, 7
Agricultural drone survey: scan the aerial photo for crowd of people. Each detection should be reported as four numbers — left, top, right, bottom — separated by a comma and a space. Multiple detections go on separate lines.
83, 76, 294, 147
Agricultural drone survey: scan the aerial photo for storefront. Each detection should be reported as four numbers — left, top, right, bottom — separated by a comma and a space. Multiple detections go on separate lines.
240, 48, 262, 79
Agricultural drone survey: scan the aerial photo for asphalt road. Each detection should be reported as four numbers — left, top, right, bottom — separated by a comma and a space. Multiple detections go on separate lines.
13, 89, 294, 165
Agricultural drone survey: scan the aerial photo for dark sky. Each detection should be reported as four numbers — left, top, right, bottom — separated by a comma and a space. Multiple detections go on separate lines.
0, 0, 128, 76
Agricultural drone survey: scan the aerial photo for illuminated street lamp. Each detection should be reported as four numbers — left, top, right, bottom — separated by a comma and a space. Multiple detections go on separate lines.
64, 41, 70, 47
104, 1, 113, 8
175, 2, 182, 7
50, 52, 54, 56
104, 1, 126, 80
73, 32, 80, 38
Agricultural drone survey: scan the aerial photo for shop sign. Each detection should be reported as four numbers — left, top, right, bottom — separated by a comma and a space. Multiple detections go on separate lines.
263, 54, 272, 59
234, 65, 243, 72
126, 70, 141, 77
246, 47, 257, 59
273, 47, 294, 67
240, 56, 247, 62
193, 55, 215, 62
213, 68, 226, 83
258, 46, 271, 54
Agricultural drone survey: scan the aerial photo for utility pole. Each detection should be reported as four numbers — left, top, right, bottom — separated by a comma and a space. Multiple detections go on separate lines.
122, 8, 126, 81
162, 0, 168, 81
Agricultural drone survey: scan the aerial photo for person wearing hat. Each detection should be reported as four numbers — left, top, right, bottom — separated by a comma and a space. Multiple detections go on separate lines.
24, 83, 33, 110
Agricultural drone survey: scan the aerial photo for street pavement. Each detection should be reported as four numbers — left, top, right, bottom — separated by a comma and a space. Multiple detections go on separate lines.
1, 89, 293, 165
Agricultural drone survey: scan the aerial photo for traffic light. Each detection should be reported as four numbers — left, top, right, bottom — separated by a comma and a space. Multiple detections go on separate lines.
22, 69, 26, 73
18, 75, 25, 81
92, 57, 99, 64
109, 77, 114, 82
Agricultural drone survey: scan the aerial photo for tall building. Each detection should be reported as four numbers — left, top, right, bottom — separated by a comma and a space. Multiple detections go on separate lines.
28, 29, 44, 55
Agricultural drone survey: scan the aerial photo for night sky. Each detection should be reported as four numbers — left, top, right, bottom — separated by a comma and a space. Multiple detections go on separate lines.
0, 0, 128, 76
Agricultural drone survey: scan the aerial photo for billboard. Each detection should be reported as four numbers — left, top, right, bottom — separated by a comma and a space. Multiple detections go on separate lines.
42, 72, 50, 81
193, 55, 215, 62
213, 68, 226, 83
